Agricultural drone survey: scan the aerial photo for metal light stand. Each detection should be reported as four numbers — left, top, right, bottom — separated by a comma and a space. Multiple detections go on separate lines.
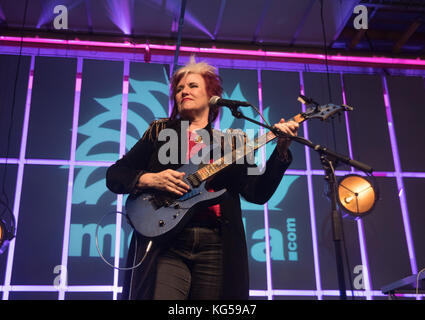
228, 103, 373, 300
320, 152, 347, 299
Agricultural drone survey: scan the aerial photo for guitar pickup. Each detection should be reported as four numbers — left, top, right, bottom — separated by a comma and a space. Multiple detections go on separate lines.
186, 174, 201, 188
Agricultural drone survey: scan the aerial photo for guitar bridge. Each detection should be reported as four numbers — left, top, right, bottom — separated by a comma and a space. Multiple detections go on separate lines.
151, 195, 164, 209
150, 193, 178, 209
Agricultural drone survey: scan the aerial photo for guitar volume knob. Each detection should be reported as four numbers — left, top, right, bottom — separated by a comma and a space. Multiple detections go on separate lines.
158, 220, 165, 227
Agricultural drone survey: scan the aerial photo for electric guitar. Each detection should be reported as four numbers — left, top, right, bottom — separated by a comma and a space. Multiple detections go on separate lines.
125, 103, 352, 242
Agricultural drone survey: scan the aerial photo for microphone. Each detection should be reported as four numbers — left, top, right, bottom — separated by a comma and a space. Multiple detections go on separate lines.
209, 96, 251, 108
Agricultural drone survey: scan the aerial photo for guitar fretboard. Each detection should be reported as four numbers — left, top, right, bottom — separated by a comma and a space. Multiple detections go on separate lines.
194, 113, 305, 182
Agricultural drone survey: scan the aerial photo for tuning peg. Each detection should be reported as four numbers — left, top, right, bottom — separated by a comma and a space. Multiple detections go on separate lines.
342, 104, 354, 111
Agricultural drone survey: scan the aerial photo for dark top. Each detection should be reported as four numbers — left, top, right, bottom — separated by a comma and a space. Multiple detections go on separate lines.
105, 118, 292, 300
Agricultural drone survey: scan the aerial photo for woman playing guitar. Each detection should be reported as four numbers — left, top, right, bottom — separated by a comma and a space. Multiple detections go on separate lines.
106, 57, 298, 300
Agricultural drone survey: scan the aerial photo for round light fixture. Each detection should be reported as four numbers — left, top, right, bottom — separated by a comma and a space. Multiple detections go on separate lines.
337, 174, 378, 220
0, 220, 4, 246
0, 209, 16, 254
0, 219, 7, 253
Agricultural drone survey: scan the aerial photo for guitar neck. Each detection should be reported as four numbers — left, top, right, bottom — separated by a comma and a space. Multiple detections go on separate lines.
194, 113, 306, 182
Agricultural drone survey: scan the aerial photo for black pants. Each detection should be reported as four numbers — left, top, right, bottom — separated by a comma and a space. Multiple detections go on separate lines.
153, 226, 223, 300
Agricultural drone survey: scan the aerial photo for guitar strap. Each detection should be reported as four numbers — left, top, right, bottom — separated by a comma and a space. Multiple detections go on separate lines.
140, 118, 169, 143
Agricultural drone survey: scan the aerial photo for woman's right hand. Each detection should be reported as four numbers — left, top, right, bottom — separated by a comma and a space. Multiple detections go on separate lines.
137, 169, 191, 196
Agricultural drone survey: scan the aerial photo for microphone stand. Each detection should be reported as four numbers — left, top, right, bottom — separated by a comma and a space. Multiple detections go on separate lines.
228, 104, 373, 300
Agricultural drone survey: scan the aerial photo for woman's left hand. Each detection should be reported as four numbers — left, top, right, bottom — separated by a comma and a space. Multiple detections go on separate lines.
273, 118, 299, 160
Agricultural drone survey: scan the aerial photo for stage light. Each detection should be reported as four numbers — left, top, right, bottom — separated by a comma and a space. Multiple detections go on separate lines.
337, 174, 378, 220
0, 209, 15, 254
0, 219, 8, 253
0, 220, 3, 244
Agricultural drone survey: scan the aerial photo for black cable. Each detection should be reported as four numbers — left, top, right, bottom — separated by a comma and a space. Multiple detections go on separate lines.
0, 0, 29, 233
171, 0, 187, 77
319, 0, 333, 103
320, 0, 355, 300
319, 0, 337, 152
95, 211, 153, 271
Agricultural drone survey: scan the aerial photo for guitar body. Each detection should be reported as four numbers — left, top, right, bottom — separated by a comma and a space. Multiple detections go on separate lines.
125, 160, 227, 242
124, 103, 351, 242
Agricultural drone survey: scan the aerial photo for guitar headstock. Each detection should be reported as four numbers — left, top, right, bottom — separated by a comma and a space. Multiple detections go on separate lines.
303, 103, 353, 121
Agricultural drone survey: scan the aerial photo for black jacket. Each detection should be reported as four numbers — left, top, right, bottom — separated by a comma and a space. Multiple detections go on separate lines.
105, 118, 292, 299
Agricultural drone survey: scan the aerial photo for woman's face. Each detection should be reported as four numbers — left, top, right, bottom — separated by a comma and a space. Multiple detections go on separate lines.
175, 73, 210, 121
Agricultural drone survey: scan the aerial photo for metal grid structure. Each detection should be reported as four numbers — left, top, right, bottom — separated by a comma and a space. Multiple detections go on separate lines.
0, 40, 424, 300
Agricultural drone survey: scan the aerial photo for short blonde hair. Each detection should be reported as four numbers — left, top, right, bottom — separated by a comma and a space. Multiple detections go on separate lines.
170, 56, 223, 122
